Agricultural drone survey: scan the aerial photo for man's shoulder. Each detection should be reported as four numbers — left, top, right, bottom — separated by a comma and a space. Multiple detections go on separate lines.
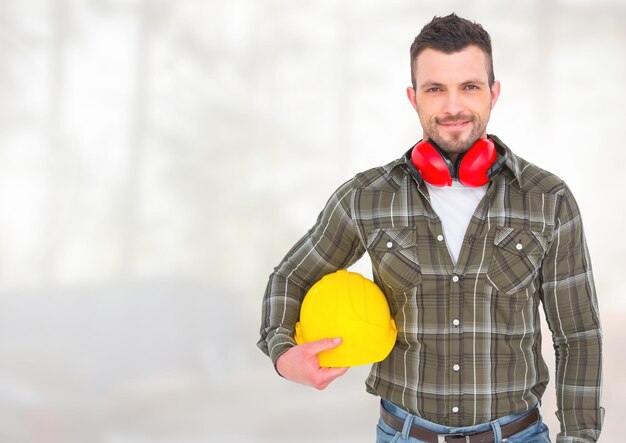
350, 157, 408, 192
506, 150, 567, 195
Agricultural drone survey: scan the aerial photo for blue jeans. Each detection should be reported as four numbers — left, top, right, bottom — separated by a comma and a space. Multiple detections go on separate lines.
377, 400, 551, 443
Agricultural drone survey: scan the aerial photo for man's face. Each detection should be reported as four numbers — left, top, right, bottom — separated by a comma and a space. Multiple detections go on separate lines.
407, 45, 500, 158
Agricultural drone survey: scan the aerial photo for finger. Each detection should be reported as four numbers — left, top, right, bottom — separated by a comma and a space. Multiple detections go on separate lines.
313, 366, 349, 390
319, 366, 349, 378
314, 380, 332, 391
304, 337, 343, 355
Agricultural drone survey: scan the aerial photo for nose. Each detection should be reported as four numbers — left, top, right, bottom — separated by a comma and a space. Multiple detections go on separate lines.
442, 90, 464, 115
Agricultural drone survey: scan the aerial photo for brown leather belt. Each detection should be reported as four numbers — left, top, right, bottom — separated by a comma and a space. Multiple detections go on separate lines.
380, 406, 540, 443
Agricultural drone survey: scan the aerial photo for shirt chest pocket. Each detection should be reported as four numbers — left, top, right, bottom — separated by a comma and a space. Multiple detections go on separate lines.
366, 227, 421, 292
486, 226, 549, 295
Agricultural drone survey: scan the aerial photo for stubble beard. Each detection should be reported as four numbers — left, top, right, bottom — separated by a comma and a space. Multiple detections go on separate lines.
423, 113, 488, 159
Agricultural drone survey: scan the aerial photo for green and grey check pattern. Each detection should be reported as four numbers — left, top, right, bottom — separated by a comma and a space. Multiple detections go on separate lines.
258, 135, 603, 442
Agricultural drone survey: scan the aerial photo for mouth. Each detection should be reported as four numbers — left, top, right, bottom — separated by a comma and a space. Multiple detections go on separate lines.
439, 120, 470, 131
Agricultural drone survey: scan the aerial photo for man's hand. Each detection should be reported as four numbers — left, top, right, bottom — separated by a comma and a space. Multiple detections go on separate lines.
276, 338, 349, 390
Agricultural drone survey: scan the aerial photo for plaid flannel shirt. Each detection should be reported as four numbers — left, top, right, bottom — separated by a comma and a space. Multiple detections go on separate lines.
258, 135, 603, 442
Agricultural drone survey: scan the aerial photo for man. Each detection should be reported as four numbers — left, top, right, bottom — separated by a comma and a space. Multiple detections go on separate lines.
257, 13, 603, 443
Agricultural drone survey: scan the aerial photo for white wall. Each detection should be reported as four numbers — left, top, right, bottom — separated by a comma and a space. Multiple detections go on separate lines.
0, 0, 623, 441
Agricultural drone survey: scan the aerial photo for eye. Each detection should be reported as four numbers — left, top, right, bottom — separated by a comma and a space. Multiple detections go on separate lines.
426, 87, 442, 93
464, 84, 480, 91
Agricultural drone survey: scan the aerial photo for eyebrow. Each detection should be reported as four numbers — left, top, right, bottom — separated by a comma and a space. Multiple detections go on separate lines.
420, 79, 488, 89
420, 81, 445, 89
461, 79, 488, 86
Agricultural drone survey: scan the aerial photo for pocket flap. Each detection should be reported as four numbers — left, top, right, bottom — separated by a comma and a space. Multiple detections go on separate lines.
493, 226, 548, 256
367, 227, 417, 250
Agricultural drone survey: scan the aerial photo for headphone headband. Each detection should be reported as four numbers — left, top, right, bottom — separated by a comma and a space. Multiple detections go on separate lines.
407, 136, 507, 187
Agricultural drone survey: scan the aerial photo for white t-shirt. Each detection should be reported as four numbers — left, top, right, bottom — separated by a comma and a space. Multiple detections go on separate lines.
425, 181, 488, 264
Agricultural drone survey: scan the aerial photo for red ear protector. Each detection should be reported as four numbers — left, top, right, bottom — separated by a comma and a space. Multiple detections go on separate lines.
410, 137, 501, 187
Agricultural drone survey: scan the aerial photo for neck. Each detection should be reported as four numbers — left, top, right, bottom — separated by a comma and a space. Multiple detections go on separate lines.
447, 153, 460, 163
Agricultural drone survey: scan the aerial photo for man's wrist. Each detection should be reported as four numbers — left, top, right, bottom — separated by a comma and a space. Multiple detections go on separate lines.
269, 338, 296, 375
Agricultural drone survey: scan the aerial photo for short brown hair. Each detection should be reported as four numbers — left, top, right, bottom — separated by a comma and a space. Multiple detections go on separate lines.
410, 13, 494, 88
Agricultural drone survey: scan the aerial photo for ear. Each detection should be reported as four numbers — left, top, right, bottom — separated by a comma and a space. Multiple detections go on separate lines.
406, 86, 418, 112
490, 80, 501, 110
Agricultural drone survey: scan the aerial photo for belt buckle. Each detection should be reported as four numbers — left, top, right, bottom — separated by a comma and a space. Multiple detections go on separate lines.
442, 436, 471, 443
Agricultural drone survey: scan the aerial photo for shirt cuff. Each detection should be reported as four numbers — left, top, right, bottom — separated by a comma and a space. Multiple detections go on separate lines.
556, 427, 602, 443
268, 333, 297, 366
556, 437, 594, 443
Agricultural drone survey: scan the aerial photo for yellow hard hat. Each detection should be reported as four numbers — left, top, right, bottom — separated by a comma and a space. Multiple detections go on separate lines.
294, 270, 397, 367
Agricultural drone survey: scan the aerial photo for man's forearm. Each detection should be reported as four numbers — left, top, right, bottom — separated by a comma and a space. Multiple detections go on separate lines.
553, 329, 603, 442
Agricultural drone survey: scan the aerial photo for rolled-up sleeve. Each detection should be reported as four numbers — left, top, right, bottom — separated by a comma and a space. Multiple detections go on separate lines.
540, 185, 604, 442
257, 179, 365, 365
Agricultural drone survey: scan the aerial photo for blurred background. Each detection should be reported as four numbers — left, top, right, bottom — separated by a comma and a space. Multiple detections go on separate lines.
0, 0, 624, 441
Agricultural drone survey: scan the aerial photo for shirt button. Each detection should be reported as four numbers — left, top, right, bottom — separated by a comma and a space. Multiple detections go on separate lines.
386, 241, 393, 248
437, 234, 444, 242
453, 319, 460, 326
452, 406, 459, 413
516, 243, 523, 250
452, 275, 460, 283
453, 364, 460, 371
